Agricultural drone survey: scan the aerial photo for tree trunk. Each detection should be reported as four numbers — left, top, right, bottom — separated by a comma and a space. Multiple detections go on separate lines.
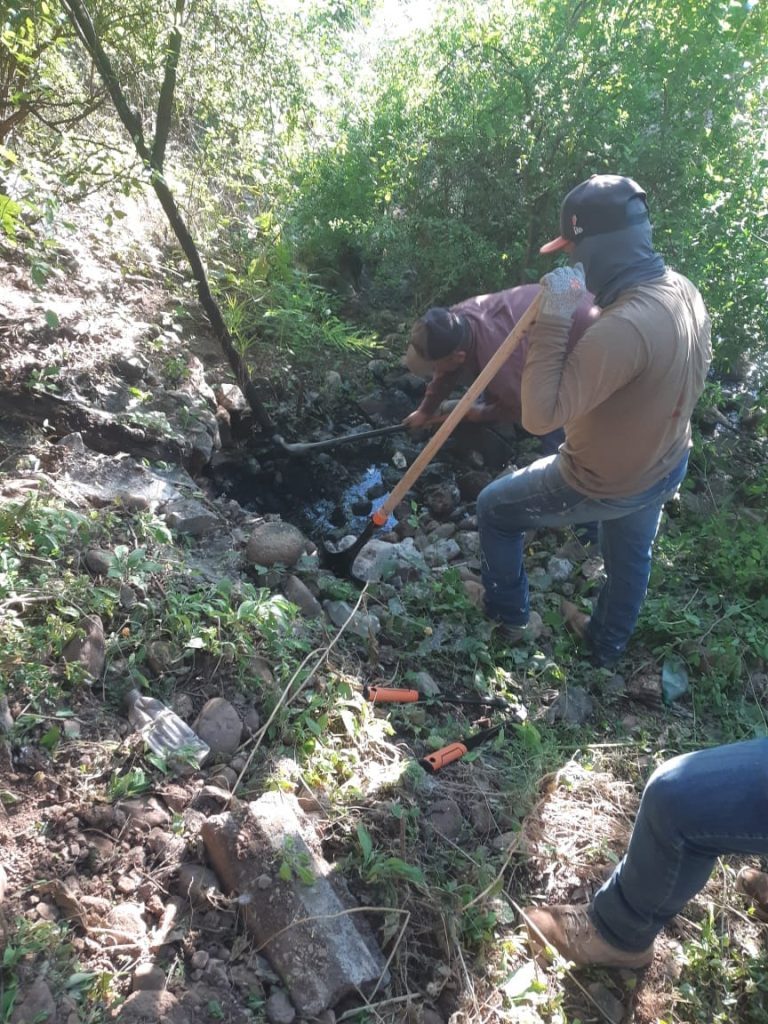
60, 0, 274, 433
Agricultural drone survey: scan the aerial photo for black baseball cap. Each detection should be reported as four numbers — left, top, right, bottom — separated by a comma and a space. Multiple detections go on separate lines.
405, 307, 469, 376
540, 174, 650, 254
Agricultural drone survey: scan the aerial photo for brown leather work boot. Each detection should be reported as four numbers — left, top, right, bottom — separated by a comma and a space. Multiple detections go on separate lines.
523, 904, 655, 969
736, 867, 768, 919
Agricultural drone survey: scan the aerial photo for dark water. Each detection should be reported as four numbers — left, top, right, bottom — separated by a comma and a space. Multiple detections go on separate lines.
301, 463, 397, 536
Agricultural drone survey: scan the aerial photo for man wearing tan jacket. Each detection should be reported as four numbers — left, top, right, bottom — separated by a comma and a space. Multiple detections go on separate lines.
477, 174, 712, 666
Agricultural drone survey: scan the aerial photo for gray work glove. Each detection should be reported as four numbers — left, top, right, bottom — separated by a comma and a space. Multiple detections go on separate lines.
539, 262, 586, 318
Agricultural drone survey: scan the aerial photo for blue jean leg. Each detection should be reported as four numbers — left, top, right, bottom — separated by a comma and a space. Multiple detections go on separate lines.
535, 430, 598, 543
476, 452, 688, 657
593, 740, 768, 951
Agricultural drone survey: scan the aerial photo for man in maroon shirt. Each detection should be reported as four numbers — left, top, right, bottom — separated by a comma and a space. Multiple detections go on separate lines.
403, 284, 600, 442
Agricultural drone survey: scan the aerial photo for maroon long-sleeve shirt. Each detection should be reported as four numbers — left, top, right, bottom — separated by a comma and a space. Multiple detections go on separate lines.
417, 284, 600, 424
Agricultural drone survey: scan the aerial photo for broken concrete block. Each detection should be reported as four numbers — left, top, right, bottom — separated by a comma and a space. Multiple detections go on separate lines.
201, 792, 389, 1015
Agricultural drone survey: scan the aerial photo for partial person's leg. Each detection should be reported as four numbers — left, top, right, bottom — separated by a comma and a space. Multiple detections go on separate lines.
586, 500, 663, 665
524, 739, 768, 967
587, 453, 689, 665
534, 429, 598, 543
593, 739, 768, 951
477, 456, 600, 627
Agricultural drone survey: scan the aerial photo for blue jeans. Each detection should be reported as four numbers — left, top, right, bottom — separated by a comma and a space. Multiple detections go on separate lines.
593, 740, 768, 951
536, 430, 597, 544
476, 451, 689, 664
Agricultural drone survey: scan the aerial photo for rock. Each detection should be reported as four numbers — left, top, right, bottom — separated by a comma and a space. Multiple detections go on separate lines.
546, 686, 595, 726
367, 359, 389, 379
85, 547, 114, 574
246, 521, 308, 567
425, 482, 460, 520
10, 979, 57, 1024
249, 655, 274, 686
162, 498, 220, 537
426, 797, 464, 840
114, 355, 148, 384
351, 537, 427, 582
413, 671, 440, 697
628, 672, 663, 706
216, 383, 247, 413
194, 698, 243, 755
324, 370, 342, 392
242, 706, 262, 736
102, 902, 147, 949
581, 556, 605, 581
201, 792, 389, 1015
146, 640, 175, 675
132, 964, 166, 992
463, 579, 485, 610
114, 990, 186, 1024
119, 584, 137, 610
57, 446, 194, 509
283, 575, 323, 618
547, 556, 574, 581
587, 982, 625, 1023
175, 864, 222, 907
61, 615, 105, 680
190, 948, 210, 970
468, 801, 494, 836
116, 796, 170, 829
323, 600, 380, 639
457, 531, 481, 559
266, 990, 296, 1024
422, 538, 461, 567
526, 610, 544, 641
458, 470, 493, 501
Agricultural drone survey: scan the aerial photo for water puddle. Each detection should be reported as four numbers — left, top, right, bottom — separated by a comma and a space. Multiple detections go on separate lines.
302, 463, 397, 537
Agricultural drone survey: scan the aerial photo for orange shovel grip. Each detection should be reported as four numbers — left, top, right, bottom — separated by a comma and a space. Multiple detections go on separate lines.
420, 742, 469, 774
365, 686, 420, 704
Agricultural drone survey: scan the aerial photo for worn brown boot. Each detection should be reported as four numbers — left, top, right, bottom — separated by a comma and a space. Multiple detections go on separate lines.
736, 867, 768, 919
523, 904, 655, 969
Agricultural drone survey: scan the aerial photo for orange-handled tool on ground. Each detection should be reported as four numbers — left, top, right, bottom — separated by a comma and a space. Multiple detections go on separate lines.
420, 722, 507, 774
323, 291, 543, 573
363, 685, 515, 711
362, 685, 527, 774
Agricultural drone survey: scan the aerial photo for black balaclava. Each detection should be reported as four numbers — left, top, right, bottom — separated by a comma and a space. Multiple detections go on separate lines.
571, 197, 666, 308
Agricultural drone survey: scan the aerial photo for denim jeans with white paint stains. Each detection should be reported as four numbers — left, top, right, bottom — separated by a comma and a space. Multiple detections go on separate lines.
592, 740, 768, 950
476, 450, 689, 664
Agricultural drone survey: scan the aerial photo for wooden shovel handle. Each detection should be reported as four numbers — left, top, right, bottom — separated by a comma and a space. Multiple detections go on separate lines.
372, 292, 542, 525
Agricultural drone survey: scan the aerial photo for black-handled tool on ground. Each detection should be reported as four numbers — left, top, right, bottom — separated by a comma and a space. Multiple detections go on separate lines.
362, 685, 527, 774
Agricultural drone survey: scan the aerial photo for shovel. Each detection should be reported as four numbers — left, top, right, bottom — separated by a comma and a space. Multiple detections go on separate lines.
273, 422, 405, 455
323, 291, 542, 574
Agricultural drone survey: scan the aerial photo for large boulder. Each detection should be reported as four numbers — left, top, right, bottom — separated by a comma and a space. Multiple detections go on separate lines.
246, 522, 308, 568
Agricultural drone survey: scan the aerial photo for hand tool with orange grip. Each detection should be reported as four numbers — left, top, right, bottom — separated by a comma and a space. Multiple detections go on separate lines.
362, 685, 527, 774
362, 684, 514, 712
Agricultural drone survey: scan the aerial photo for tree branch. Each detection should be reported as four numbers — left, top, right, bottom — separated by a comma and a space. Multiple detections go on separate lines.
151, 0, 185, 172
59, 0, 274, 432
